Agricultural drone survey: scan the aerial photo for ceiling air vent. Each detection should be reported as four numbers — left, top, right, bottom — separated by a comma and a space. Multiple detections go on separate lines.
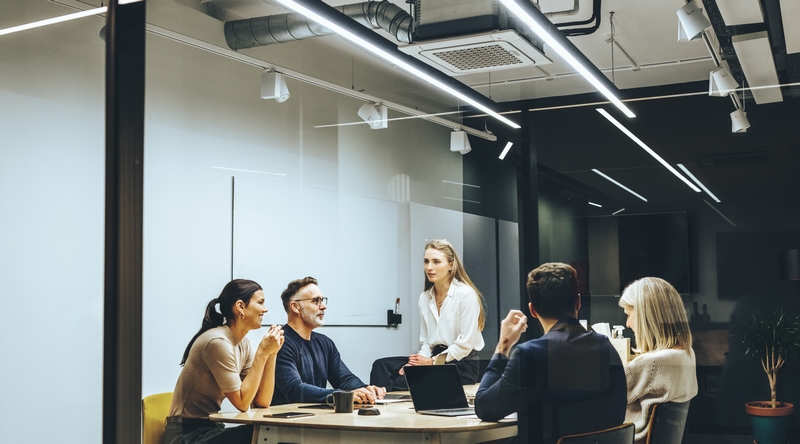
399, 30, 552, 75
705, 149, 770, 166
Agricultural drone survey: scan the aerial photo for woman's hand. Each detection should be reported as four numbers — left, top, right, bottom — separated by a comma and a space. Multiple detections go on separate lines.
407, 354, 434, 366
257, 325, 284, 356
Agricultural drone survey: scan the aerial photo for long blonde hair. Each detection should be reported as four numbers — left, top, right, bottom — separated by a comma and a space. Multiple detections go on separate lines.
423, 239, 486, 331
619, 277, 692, 353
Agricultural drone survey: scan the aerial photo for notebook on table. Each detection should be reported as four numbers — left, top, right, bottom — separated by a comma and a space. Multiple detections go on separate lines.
403, 364, 475, 417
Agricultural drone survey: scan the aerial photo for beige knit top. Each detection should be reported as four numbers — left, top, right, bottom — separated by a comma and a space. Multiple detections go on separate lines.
625, 347, 698, 442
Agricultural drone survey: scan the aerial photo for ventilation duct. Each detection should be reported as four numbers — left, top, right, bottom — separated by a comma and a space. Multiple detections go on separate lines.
224, 0, 553, 75
224, 1, 412, 49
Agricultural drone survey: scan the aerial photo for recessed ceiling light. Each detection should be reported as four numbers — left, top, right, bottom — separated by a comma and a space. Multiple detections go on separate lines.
592, 169, 648, 202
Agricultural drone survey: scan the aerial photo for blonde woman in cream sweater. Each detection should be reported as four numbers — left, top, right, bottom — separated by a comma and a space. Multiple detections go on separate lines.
619, 277, 698, 444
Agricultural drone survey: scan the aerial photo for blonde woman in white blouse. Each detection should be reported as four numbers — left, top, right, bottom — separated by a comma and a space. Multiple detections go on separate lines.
619, 277, 698, 444
370, 239, 486, 389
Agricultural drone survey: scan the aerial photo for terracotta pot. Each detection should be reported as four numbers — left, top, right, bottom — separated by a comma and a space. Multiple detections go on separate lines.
746, 402, 794, 444
745, 401, 794, 416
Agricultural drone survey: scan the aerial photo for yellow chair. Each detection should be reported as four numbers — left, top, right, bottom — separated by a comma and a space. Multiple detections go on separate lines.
142, 392, 173, 444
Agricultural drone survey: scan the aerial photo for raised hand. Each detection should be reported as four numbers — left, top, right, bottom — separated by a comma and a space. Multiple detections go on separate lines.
496, 310, 527, 356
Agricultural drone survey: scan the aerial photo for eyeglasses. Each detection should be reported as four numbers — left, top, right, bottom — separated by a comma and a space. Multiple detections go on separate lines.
293, 297, 328, 307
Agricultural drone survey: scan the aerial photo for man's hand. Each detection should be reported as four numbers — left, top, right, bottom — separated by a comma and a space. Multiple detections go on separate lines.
364, 385, 386, 400
495, 310, 527, 356
353, 386, 382, 404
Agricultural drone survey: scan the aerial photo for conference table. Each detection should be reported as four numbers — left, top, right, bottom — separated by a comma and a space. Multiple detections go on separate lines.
209, 393, 517, 444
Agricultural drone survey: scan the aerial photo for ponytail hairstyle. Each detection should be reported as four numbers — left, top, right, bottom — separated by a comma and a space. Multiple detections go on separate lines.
423, 239, 486, 331
180, 279, 262, 365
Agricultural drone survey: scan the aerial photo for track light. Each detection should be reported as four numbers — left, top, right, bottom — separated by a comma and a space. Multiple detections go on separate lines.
450, 131, 472, 155
358, 103, 388, 129
709, 66, 739, 97
731, 108, 750, 133
677, 2, 711, 42
261, 71, 290, 103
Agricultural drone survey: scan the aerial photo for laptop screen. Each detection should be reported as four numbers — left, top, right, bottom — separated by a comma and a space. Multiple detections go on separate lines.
404, 365, 469, 411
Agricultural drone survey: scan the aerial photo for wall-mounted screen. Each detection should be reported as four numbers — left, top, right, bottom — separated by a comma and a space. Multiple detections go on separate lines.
617, 212, 690, 294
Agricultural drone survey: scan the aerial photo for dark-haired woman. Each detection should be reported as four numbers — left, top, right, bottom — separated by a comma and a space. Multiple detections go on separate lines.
165, 279, 284, 444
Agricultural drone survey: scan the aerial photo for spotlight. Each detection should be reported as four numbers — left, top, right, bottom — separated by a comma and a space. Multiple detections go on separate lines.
730, 109, 750, 133
450, 131, 472, 155
709, 66, 739, 97
677, 2, 711, 41
261, 70, 290, 103
358, 103, 388, 129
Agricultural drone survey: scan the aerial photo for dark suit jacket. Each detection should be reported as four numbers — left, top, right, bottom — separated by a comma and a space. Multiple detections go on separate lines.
475, 317, 627, 444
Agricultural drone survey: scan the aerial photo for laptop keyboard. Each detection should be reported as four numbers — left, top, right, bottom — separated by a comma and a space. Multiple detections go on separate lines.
427, 408, 474, 414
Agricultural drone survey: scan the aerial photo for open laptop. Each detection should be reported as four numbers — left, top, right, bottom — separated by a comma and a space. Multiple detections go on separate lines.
403, 364, 475, 417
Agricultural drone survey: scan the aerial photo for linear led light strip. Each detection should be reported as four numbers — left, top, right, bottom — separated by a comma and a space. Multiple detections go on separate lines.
498, 0, 636, 119
677, 164, 720, 202
0, 0, 141, 37
592, 169, 648, 202
275, 0, 520, 129
596, 109, 701, 193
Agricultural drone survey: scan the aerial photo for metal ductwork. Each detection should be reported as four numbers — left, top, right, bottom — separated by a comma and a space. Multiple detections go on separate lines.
224, 1, 413, 50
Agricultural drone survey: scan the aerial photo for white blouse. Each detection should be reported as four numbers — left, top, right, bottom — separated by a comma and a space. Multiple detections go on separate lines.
417, 279, 485, 362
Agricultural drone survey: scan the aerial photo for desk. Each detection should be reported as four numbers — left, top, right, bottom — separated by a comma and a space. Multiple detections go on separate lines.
209, 401, 517, 444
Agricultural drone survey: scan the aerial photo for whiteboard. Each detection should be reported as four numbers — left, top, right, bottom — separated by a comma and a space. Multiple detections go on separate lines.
232, 175, 399, 325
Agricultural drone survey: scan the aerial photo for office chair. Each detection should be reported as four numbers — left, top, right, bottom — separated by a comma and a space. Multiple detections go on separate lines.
557, 423, 635, 444
644, 400, 691, 444
142, 392, 173, 444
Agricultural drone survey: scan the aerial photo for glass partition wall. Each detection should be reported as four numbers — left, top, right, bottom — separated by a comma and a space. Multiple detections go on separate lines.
0, 1, 107, 442
5, 1, 798, 442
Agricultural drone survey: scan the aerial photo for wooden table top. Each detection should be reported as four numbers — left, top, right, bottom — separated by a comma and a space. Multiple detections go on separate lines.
209, 388, 515, 434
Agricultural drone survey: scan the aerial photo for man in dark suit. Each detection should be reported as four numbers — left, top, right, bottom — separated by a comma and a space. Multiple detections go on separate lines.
475, 263, 627, 443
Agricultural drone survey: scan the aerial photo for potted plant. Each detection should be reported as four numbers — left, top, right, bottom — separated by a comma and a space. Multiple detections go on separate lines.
738, 309, 800, 444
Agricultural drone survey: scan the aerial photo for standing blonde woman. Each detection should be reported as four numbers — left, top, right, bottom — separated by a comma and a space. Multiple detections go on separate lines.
370, 239, 486, 390
619, 277, 697, 443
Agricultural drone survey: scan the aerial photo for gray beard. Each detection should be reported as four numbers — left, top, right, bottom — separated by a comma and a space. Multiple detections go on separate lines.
301, 307, 324, 328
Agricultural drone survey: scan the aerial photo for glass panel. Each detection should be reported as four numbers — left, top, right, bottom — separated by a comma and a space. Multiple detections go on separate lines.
0, 1, 106, 442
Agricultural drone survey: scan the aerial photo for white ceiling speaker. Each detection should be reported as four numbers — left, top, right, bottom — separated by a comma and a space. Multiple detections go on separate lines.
677, 2, 711, 41
709, 66, 739, 97
731, 109, 750, 133
450, 131, 472, 155
261, 70, 290, 103
358, 103, 388, 129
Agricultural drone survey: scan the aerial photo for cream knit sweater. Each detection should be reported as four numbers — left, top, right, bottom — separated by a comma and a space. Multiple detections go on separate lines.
625, 348, 698, 442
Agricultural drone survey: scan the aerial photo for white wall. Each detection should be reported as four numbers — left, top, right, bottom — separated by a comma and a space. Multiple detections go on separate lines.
0, 1, 470, 442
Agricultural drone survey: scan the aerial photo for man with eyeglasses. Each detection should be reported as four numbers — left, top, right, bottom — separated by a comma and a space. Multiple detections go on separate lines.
272, 276, 386, 405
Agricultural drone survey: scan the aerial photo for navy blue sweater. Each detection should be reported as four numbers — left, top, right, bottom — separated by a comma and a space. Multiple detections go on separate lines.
272, 324, 367, 405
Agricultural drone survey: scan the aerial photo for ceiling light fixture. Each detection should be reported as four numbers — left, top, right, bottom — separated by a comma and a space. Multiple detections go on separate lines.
588, 202, 603, 208
497, 0, 636, 118
274, 0, 520, 129
592, 169, 648, 202
730, 108, 750, 133
0, 7, 106, 37
499, 142, 514, 160
450, 131, 472, 155
612, 208, 626, 215
677, 2, 711, 42
261, 70, 290, 103
358, 103, 388, 129
596, 109, 701, 192
709, 66, 739, 97
677, 164, 721, 202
